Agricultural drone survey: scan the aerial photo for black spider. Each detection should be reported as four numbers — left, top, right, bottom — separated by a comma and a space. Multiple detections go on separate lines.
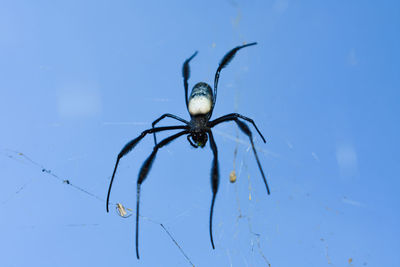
106, 42, 270, 259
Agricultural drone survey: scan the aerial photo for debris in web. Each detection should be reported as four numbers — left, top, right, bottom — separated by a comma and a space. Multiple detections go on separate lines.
5, 150, 105, 203
116, 203, 133, 218
229, 170, 237, 183
2, 149, 195, 266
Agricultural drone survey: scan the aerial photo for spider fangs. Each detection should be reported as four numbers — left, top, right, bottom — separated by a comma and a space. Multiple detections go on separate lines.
106, 42, 271, 259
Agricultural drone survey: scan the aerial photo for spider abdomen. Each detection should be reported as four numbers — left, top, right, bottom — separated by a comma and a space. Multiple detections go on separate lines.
188, 82, 213, 116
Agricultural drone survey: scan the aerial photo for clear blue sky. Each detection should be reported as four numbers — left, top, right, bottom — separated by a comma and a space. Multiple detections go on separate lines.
1, 1, 399, 266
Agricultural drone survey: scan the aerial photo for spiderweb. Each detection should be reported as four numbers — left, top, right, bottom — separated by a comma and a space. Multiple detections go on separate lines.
1, 120, 274, 266
1, 148, 196, 266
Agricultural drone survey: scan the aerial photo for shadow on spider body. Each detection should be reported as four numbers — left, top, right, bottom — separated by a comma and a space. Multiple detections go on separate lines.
106, 42, 270, 259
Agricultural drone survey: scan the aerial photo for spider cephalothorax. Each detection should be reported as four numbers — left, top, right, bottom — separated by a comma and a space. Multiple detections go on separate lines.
188, 129, 208, 148
106, 42, 270, 259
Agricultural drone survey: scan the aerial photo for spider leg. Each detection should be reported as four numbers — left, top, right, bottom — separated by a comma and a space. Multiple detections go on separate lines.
183, 51, 198, 109
136, 130, 189, 259
210, 117, 270, 195
209, 113, 266, 143
151, 113, 189, 145
207, 130, 219, 249
234, 119, 270, 194
212, 43, 257, 112
106, 125, 188, 212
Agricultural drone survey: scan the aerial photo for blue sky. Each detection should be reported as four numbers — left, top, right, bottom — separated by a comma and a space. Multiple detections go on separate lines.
1, 1, 399, 266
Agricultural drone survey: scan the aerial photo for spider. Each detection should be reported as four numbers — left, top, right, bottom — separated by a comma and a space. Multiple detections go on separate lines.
106, 42, 270, 259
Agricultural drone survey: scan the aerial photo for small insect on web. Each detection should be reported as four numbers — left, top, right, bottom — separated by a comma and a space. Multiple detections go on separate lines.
116, 203, 132, 218
106, 42, 271, 259
2, 149, 195, 265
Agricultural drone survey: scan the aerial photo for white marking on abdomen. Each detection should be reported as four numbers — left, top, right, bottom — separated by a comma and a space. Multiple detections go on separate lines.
188, 96, 212, 115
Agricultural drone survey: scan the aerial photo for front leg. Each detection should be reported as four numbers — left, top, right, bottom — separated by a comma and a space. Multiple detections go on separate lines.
151, 113, 189, 145
136, 130, 188, 259
106, 125, 188, 212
